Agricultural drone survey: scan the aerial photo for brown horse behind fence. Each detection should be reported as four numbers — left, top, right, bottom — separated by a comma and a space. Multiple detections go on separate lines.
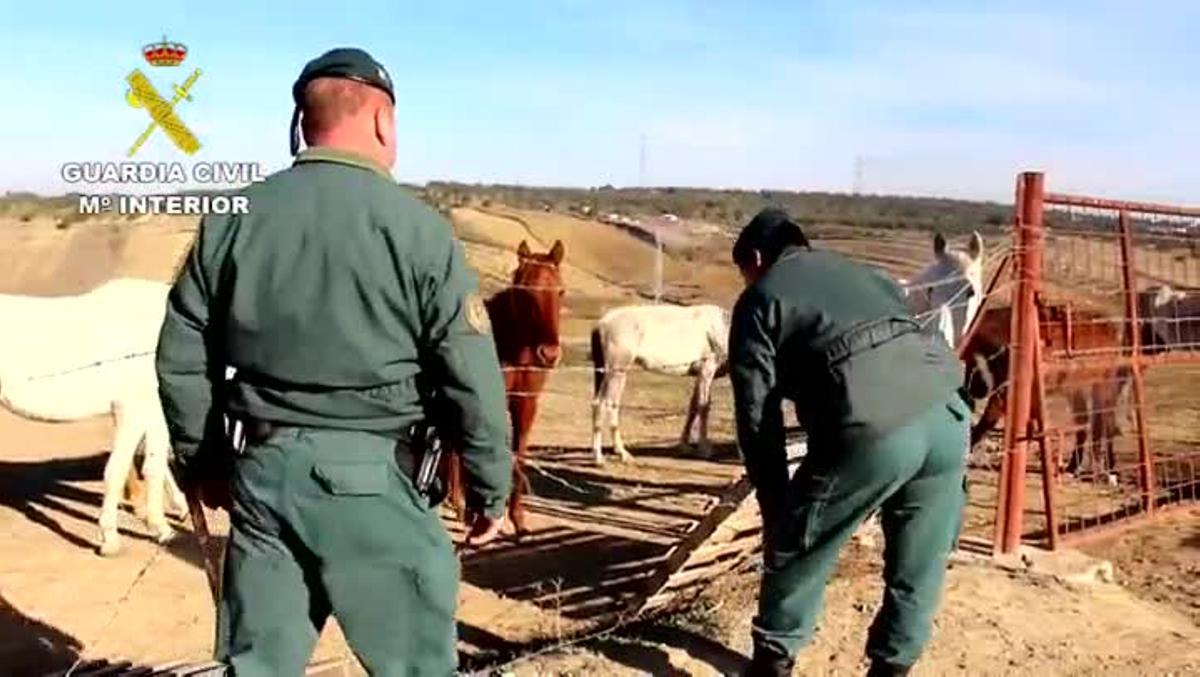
962, 301, 1131, 479
443, 239, 565, 537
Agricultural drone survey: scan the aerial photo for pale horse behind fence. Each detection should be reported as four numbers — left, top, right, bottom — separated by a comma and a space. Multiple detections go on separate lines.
901, 231, 985, 347
590, 304, 729, 465
0, 278, 187, 556
1139, 283, 1200, 352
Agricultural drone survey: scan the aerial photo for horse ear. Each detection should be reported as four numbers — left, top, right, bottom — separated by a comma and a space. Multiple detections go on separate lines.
933, 232, 947, 255
549, 240, 565, 264
968, 231, 983, 260
517, 240, 531, 259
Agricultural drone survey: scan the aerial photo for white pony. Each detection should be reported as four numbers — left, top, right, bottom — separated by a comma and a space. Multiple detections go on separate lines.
590, 304, 729, 465
904, 231, 985, 347
1139, 284, 1200, 351
0, 278, 186, 556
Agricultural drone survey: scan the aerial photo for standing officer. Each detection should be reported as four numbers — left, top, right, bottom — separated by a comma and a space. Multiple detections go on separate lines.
728, 208, 968, 677
156, 47, 512, 675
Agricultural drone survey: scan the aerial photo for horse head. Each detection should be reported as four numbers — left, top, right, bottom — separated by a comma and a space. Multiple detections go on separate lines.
912, 231, 986, 345
509, 239, 566, 368
1139, 283, 1192, 352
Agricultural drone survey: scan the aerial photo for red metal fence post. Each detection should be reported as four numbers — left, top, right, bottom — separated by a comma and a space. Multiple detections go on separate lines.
992, 179, 1021, 554
995, 172, 1045, 555
1117, 210, 1156, 514
1032, 338, 1059, 550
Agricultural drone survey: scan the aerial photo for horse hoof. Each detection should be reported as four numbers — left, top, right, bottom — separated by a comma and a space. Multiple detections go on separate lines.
616, 454, 633, 464
151, 524, 176, 544
594, 455, 606, 467
97, 538, 122, 558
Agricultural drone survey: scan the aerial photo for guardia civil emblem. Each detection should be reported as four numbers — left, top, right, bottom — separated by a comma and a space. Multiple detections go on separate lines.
124, 37, 203, 157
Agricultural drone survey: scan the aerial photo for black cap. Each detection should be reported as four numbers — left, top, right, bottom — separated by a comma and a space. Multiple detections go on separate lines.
289, 47, 395, 155
732, 207, 810, 266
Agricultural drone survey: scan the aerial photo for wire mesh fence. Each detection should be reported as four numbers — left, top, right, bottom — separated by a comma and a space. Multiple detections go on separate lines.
984, 172, 1200, 554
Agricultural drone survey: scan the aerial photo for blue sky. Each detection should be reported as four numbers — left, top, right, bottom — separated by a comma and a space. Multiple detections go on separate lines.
2, 1, 1198, 202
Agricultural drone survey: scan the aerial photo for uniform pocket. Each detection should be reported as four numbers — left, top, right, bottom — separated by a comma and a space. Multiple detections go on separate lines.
311, 462, 390, 496
765, 471, 838, 562
797, 473, 837, 551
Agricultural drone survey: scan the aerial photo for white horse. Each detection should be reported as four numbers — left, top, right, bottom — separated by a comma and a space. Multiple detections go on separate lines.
1139, 284, 1200, 351
590, 304, 728, 465
904, 231, 984, 347
0, 278, 186, 556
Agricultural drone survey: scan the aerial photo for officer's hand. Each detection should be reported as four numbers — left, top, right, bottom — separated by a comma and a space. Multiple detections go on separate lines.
464, 511, 503, 547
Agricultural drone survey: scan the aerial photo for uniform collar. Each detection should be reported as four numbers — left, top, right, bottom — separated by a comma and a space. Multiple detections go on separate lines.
293, 147, 392, 179
777, 244, 810, 263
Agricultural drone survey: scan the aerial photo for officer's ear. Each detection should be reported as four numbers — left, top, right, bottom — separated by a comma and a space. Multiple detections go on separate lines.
374, 101, 396, 168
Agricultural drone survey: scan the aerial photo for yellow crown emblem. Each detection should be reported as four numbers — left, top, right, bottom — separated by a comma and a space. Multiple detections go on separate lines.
142, 36, 187, 67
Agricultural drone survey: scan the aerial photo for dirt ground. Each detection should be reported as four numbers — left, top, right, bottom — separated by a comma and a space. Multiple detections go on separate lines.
0, 207, 1198, 676
501, 539, 1200, 677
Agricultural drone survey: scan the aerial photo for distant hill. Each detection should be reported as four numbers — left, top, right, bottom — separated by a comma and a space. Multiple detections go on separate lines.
4, 181, 1187, 240
416, 183, 1019, 236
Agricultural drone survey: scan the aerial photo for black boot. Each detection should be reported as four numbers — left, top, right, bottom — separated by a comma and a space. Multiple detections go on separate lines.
866, 660, 911, 677
743, 645, 795, 677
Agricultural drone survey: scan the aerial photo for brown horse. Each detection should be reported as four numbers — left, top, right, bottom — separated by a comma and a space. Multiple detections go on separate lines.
444, 239, 565, 536
962, 302, 1131, 480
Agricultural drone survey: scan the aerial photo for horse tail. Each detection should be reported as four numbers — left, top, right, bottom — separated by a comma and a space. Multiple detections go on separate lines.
590, 326, 604, 397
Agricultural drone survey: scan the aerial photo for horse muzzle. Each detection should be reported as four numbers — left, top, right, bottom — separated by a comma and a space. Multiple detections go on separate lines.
536, 344, 562, 368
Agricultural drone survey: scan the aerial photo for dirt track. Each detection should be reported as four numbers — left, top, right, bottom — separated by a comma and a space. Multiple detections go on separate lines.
1, 208, 1198, 675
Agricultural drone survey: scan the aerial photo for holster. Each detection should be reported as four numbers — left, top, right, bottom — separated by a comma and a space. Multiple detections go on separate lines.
402, 421, 447, 508
225, 413, 447, 508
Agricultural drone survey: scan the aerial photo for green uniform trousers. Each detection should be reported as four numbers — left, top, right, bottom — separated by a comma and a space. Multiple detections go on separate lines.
753, 395, 969, 667
215, 428, 458, 676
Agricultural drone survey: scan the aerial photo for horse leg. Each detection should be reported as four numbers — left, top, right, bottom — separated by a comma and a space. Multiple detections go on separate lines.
679, 378, 700, 449
592, 372, 609, 465
164, 467, 188, 519
443, 453, 465, 519
154, 399, 188, 519
508, 396, 538, 537
695, 361, 717, 459
1093, 380, 1121, 486
140, 406, 175, 543
1063, 388, 1089, 477
609, 371, 633, 462
98, 402, 141, 557
969, 393, 1004, 469
124, 465, 146, 516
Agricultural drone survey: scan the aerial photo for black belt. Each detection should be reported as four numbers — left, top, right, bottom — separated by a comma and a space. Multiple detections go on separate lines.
817, 316, 921, 367
233, 417, 420, 478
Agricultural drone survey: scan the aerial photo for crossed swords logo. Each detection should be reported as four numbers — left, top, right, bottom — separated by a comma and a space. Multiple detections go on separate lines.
125, 67, 203, 157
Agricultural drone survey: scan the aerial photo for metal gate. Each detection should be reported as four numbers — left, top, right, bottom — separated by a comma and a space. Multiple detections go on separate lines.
986, 171, 1200, 554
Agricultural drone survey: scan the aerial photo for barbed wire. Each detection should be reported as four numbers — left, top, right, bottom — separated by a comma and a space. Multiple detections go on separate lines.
65, 542, 166, 676
14, 350, 156, 383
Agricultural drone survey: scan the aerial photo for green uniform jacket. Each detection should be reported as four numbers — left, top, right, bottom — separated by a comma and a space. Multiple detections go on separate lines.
156, 147, 512, 517
729, 245, 963, 517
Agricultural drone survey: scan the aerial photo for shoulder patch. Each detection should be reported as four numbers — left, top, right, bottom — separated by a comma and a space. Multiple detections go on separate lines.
465, 293, 491, 334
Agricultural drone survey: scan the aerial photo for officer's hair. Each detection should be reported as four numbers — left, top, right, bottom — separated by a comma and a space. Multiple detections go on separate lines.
300, 77, 379, 139
732, 208, 810, 267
